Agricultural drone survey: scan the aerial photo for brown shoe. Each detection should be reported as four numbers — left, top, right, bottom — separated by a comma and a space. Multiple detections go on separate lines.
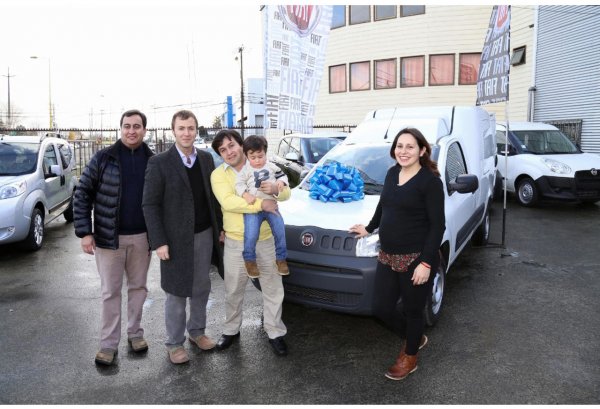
189, 335, 216, 351
168, 346, 190, 364
276, 259, 289, 275
128, 336, 148, 352
385, 353, 418, 380
244, 261, 260, 278
95, 348, 117, 366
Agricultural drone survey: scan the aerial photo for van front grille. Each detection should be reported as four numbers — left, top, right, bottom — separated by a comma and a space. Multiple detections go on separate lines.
284, 283, 361, 306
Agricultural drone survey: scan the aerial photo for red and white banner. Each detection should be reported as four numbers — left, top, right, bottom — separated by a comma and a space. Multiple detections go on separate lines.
264, 5, 332, 133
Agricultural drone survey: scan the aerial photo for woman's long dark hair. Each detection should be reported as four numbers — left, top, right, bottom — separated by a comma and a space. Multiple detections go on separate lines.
389, 127, 440, 177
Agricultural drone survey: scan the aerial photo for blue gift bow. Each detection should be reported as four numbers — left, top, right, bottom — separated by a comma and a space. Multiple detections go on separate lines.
309, 161, 365, 202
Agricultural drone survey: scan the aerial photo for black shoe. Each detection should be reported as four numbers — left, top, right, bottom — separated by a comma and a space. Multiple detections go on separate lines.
268, 336, 288, 356
216, 333, 240, 350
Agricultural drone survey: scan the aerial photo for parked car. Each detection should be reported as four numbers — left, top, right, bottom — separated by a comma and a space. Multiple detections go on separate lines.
0, 134, 78, 250
271, 132, 348, 187
496, 122, 600, 206
277, 106, 496, 332
194, 142, 223, 167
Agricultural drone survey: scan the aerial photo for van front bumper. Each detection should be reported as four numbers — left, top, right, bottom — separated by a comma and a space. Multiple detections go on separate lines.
283, 250, 378, 316
536, 171, 600, 201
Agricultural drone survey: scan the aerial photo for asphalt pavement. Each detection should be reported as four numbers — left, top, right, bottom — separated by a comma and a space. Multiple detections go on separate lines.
0, 198, 599, 404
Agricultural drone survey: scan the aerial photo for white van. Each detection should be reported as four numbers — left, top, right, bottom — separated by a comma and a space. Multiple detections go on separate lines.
278, 106, 496, 331
496, 122, 600, 206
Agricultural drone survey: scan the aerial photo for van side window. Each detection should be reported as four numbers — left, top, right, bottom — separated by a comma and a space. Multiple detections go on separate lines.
43, 145, 59, 174
445, 142, 467, 183
58, 143, 72, 169
496, 130, 510, 153
290, 138, 302, 160
278, 138, 290, 157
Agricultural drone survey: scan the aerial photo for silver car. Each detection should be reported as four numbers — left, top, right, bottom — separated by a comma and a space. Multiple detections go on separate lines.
0, 134, 78, 250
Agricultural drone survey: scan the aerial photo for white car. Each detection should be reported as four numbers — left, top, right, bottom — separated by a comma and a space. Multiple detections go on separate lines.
496, 122, 600, 206
0, 134, 77, 250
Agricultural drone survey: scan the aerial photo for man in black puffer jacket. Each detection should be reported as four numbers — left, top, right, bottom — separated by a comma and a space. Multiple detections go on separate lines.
74, 109, 154, 366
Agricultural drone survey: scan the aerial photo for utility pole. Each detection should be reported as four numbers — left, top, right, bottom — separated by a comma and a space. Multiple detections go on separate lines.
238, 45, 245, 138
2, 67, 15, 127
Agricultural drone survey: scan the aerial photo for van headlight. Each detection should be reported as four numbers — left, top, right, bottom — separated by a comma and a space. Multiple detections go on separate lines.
542, 158, 571, 174
355, 233, 380, 257
0, 180, 27, 200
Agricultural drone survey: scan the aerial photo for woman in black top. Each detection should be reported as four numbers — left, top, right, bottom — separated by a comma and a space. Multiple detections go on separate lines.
349, 127, 445, 381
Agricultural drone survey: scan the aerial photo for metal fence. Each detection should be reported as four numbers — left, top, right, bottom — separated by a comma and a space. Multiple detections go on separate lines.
1, 125, 356, 176
544, 119, 582, 146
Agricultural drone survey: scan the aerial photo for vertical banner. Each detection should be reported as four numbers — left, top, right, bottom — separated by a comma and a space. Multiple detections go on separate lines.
476, 5, 511, 105
264, 5, 333, 133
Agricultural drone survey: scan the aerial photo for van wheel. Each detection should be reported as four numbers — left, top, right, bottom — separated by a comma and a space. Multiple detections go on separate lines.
22, 208, 44, 251
471, 208, 490, 246
424, 253, 446, 326
516, 177, 538, 207
63, 193, 74, 223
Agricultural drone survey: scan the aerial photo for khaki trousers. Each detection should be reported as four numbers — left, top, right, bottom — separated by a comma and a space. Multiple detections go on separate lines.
223, 236, 287, 339
95, 233, 151, 349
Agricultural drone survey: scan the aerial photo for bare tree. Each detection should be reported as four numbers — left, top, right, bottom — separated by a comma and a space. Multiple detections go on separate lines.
0, 103, 24, 128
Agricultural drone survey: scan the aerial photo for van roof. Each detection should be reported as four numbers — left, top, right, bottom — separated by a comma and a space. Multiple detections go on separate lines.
497, 121, 559, 131
345, 106, 491, 145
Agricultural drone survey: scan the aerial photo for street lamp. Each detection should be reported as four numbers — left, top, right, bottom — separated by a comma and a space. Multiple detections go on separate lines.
235, 45, 245, 138
30, 56, 53, 129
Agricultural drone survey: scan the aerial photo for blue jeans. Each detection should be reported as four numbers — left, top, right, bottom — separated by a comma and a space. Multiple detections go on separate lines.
243, 211, 287, 262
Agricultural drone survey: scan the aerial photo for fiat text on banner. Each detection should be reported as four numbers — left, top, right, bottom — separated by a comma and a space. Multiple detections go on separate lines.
476, 5, 511, 105
264, 5, 333, 133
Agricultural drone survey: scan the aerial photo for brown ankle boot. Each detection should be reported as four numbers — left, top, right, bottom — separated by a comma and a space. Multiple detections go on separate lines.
275, 259, 289, 275
385, 353, 418, 380
244, 261, 260, 278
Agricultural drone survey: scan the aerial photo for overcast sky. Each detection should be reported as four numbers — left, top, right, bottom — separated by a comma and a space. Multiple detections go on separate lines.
0, 0, 265, 129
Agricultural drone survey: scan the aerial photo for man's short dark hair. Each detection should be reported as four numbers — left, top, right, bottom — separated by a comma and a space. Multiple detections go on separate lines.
242, 135, 268, 155
120, 109, 147, 128
171, 110, 198, 130
212, 129, 243, 156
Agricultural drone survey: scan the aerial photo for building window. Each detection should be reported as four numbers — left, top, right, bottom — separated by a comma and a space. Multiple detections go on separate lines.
349, 5, 370, 25
332, 5, 346, 29
329, 64, 347, 93
429, 54, 455, 86
401, 56, 425, 87
375, 59, 397, 89
350, 61, 370, 91
401, 6, 425, 17
511, 46, 526, 66
459, 53, 481, 85
375, 5, 396, 21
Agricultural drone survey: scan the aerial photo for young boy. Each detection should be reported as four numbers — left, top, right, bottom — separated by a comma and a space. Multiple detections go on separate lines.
235, 135, 289, 278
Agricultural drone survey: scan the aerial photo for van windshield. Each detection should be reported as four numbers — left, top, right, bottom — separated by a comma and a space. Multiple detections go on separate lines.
0, 142, 39, 176
299, 144, 395, 194
512, 130, 578, 154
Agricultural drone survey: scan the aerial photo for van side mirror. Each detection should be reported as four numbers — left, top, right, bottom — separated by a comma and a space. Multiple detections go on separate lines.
497, 144, 516, 156
285, 152, 300, 162
47, 164, 63, 178
448, 174, 479, 194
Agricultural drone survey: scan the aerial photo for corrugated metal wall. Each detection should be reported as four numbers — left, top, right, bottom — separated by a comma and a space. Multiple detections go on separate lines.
534, 6, 600, 153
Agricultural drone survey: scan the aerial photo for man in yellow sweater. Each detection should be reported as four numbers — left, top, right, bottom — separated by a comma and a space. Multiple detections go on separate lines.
210, 130, 291, 356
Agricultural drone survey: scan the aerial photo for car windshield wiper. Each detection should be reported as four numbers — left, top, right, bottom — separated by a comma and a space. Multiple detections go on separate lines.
363, 182, 383, 195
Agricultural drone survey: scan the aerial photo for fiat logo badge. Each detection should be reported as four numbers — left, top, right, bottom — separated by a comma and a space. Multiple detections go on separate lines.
592, 168, 598, 176
301, 232, 314, 247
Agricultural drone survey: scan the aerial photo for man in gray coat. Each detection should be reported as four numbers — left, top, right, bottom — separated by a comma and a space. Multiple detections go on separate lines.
142, 110, 223, 365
